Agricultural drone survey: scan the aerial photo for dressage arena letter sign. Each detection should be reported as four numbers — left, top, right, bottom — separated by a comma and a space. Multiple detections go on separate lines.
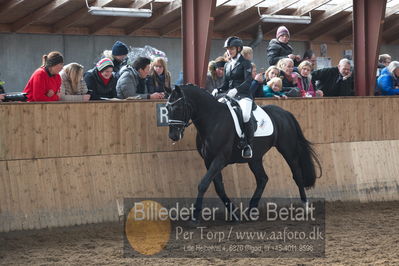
156, 103, 169, 126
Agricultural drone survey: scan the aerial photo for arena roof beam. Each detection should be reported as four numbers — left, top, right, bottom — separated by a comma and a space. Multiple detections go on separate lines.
12, 0, 70, 32
294, 1, 353, 36
89, 0, 153, 34
52, 0, 114, 33
214, 0, 265, 29
263, 0, 332, 38
383, 18, 399, 43
125, 0, 181, 35
216, 0, 232, 6
309, 12, 352, 40
292, 0, 332, 16
334, 2, 398, 42
226, 0, 300, 36
353, 0, 386, 96
160, 18, 180, 36
0, 0, 25, 17
159, 0, 231, 36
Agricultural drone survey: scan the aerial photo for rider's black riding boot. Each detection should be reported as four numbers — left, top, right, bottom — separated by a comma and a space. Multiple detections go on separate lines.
242, 122, 254, 158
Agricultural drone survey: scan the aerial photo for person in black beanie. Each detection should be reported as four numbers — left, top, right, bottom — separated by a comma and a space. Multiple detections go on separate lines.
101, 40, 129, 79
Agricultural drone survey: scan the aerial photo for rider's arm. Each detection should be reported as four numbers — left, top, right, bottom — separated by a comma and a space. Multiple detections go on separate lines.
236, 60, 253, 93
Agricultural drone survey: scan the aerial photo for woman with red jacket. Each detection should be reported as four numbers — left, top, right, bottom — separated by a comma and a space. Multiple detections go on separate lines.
23, 51, 64, 102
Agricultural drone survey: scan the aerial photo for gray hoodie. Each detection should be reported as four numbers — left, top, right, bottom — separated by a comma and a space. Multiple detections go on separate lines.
116, 65, 149, 99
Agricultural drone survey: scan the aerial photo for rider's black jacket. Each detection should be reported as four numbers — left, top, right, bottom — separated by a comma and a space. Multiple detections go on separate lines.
217, 55, 253, 99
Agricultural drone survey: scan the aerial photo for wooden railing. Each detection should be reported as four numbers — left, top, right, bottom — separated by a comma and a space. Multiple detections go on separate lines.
1, 97, 398, 231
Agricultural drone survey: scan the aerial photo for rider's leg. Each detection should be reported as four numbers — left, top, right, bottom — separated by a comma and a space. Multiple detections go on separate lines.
239, 98, 253, 158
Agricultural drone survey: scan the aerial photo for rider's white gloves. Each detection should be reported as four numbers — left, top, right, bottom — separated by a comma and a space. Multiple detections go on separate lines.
227, 88, 238, 98
211, 89, 218, 97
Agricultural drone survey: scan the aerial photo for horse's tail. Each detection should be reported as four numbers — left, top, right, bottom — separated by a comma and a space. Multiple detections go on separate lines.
288, 112, 322, 189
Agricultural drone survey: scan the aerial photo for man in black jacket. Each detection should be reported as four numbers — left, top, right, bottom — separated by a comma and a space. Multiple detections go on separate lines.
311, 58, 354, 97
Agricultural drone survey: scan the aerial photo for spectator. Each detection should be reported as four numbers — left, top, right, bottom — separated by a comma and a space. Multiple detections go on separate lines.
84, 58, 117, 100
102, 41, 129, 79
23, 51, 64, 102
223, 51, 231, 62
59, 63, 90, 101
263, 77, 287, 99
375, 54, 392, 95
205, 56, 225, 93
277, 58, 301, 97
117, 57, 164, 99
297, 61, 323, 97
0, 78, 4, 101
265, 65, 280, 82
0, 78, 4, 94
250, 63, 264, 97
267, 26, 301, 66
377, 61, 399, 95
302, 49, 317, 69
378, 54, 392, 69
146, 57, 172, 98
312, 58, 354, 97
241, 46, 254, 61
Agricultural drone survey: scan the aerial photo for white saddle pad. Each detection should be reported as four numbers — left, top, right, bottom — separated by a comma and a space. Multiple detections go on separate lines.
226, 101, 274, 138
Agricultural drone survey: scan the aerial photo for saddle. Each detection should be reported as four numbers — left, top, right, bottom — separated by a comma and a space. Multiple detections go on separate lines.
224, 96, 257, 137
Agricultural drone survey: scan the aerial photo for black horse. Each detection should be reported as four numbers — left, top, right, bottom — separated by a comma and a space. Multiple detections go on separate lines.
166, 84, 321, 220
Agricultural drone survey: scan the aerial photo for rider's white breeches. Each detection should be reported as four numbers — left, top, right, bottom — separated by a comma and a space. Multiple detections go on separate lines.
239, 98, 252, 122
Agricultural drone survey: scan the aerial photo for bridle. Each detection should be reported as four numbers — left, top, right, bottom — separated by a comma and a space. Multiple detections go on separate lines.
166, 95, 192, 134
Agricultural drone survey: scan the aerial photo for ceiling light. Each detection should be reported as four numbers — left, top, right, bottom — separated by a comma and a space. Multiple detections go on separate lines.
88, 6, 152, 17
260, 14, 312, 24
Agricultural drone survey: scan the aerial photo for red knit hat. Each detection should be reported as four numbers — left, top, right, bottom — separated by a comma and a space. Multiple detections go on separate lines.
276, 26, 290, 39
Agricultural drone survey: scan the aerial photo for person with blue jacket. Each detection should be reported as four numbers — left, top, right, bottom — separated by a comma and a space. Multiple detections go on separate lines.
377, 61, 399, 95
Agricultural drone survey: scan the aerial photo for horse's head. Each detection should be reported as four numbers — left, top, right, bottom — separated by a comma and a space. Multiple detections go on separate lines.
166, 85, 192, 142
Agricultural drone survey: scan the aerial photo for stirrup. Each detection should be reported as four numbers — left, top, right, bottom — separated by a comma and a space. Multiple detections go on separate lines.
242, 145, 253, 158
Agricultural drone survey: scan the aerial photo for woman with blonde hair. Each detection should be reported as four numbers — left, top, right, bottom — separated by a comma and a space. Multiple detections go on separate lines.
296, 60, 323, 97
146, 57, 171, 97
265, 66, 280, 81
241, 46, 253, 61
276, 58, 301, 97
59, 63, 90, 101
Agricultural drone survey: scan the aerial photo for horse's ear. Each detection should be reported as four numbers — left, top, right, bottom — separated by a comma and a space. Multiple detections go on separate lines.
173, 85, 182, 95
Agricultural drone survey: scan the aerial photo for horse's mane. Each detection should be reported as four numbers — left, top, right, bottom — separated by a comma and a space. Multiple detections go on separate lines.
179, 84, 224, 107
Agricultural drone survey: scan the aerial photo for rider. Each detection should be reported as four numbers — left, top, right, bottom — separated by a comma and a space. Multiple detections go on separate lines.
211, 36, 254, 158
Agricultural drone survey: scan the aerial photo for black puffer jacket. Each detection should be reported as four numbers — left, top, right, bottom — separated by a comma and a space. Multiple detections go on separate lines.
311, 67, 354, 96
84, 67, 117, 100
267, 39, 294, 66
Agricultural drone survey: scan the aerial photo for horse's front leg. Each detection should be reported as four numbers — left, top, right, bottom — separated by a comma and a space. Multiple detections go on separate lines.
193, 156, 226, 221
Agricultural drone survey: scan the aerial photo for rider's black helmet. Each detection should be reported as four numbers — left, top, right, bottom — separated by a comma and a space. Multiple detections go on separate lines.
224, 36, 243, 50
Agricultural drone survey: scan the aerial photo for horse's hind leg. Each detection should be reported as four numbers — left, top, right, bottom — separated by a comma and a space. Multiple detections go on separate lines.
248, 160, 269, 209
276, 148, 307, 203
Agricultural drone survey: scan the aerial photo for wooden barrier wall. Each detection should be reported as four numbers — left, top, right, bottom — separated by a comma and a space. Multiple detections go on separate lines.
1, 97, 399, 232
